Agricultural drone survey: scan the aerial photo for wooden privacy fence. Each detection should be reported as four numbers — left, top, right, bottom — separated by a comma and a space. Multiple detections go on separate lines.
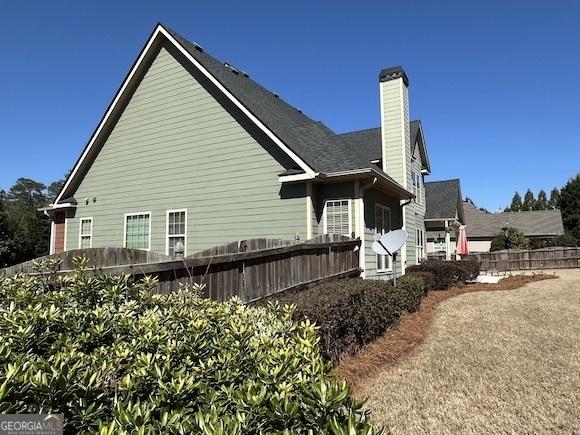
1, 235, 361, 302
473, 247, 580, 271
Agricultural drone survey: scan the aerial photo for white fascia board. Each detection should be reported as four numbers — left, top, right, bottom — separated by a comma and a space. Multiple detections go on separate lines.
278, 172, 318, 183
55, 24, 316, 205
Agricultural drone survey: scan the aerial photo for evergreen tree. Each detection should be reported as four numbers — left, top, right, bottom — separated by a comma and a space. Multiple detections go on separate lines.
4, 178, 50, 264
559, 174, 580, 240
534, 190, 548, 210
0, 192, 16, 267
549, 188, 561, 209
522, 189, 535, 211
508, 191, 522, 212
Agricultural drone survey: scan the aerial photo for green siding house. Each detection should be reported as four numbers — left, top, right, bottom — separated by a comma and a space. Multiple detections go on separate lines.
44, 23, 431, 278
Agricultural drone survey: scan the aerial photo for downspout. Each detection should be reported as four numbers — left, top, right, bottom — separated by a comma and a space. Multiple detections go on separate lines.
43, 210, 55, 255
358, 177, 377, 278
399, 197, 414, 275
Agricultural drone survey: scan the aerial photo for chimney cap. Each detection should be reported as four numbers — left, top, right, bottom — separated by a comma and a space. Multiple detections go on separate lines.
379, 66, 409, 87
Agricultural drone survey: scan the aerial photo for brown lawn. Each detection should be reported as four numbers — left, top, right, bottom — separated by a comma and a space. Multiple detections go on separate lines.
340, 270, 580, 434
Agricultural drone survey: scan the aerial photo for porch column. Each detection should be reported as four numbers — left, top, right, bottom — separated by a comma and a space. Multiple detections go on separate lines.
445, 219, 451, 261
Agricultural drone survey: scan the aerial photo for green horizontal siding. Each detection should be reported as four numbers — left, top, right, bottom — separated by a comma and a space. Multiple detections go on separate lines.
65, 45, 306, 255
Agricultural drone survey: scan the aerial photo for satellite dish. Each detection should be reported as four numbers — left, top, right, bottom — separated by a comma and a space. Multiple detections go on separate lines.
380, 229, 407, 254
370, 229, 408, 285
372, 240, 389, 256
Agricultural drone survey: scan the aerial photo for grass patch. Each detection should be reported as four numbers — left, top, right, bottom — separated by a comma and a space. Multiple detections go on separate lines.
336, 273, 558, 395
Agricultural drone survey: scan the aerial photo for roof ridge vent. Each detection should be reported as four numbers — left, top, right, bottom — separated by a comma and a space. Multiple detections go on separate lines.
273, 92, 279, 98
240, 70, 250, 78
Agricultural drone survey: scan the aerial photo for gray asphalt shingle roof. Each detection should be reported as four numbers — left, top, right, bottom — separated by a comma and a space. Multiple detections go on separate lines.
166, 26, 401, 182
425, 179, 462, 220
462, 202, 565, 238
336, 121, 421, 161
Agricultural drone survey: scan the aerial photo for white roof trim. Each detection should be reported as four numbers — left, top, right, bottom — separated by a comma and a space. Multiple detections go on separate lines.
55, 24, 316, 204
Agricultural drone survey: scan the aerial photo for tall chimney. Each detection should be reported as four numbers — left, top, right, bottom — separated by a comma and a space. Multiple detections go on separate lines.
379, 66, 410, 189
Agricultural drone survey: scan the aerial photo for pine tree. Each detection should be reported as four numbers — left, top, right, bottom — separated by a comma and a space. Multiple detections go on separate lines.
559, 174, 580, 240
522, 189, 535, 211
549, 188, 561, 209
534, 190, 548, 210
508, 192, 522, 212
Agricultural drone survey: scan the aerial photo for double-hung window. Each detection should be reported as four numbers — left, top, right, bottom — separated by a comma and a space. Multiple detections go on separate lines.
416, 229, 425, 263
125, 212, 151, 250
79, 218, 93, 249
167, 210, 187, 257
324, 200, 352, 237
375, 204, 392, 272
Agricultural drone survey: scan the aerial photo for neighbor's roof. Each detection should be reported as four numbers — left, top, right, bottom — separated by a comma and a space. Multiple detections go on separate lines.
424, 179, 463, 220
463, 201, 565, 238
337, 121, 421, 162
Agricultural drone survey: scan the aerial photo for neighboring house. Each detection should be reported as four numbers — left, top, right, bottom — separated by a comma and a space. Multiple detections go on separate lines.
42, 23, 431, 278
425, 178, 564, 255
459, 201, 565, 252
424, 179, 465, 259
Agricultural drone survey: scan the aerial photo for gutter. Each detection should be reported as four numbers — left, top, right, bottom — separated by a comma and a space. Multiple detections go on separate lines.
290, 167, 413, 200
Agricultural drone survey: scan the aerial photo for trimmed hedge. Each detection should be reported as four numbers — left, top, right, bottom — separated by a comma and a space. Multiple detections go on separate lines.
407, 258, 480, 290
0, 258, 380, 434
267, 276, 427, 362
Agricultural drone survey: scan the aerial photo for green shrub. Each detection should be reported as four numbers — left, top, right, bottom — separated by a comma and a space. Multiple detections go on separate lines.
403, 271, 436, 294
266, 277, 424, 362
407, 260, 461, 290
407, 258, 480, 290
490, 227, 530, 251
392, 274, 426, 312
453, 257, 480, 281
0, 259, 380, 434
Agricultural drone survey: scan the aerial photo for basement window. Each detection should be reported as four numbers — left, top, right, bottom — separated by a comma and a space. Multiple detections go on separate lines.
125, 212, 151, 250
324, 200, 352, 237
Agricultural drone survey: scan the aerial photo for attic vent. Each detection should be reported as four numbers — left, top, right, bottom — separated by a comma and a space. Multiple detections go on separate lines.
192, 42, 204, 52
273, 93, 279, 98
223, 62, 239, 75
240, 70, 250, 78
296, 109, 303, 113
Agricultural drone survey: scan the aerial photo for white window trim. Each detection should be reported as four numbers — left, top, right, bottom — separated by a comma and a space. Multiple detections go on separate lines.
166, 209, 187, 256
323, 199, 352, 237
415, 229, 425, 264
123, 212, 152, 251
78, 217, 93, 249
375, 203, 392, 273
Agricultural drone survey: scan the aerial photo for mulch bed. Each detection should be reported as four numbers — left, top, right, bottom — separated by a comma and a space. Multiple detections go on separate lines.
335, 273, 558, 396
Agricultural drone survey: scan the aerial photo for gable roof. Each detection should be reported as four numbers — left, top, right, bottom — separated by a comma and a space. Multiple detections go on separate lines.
425, 179, 464, 220
54, 23, 412, 205
463, 202, 565, 238
337, 120, 430, 173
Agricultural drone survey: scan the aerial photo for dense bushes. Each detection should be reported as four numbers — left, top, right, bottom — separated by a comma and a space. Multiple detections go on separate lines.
407, 257, 480, 290
0, 259, 380, 434
267, 276, 427, 362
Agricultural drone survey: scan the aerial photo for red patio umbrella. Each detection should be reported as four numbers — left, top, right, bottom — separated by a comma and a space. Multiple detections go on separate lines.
457, 225, 468, 257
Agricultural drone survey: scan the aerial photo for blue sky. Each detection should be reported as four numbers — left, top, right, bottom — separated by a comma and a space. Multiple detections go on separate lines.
1, 0, 578, 211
